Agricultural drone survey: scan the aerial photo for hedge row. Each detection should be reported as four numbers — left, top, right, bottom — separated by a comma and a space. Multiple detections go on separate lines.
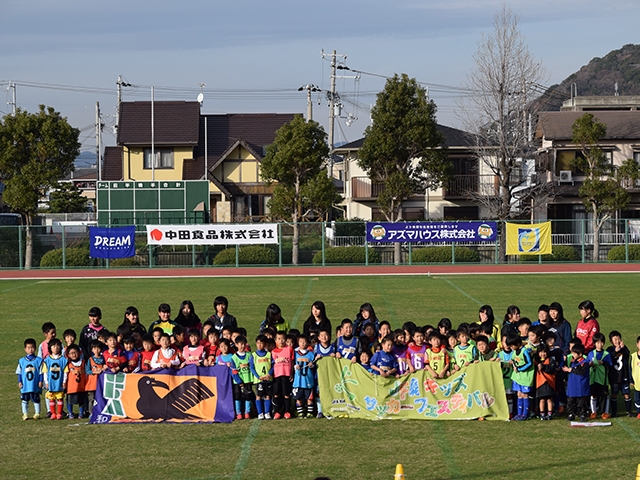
518, 245, 580, 262
40, 247, 94, 268
213, 245, 277, 265
411, 246, 480, 263
608, 244, 640, 261
312, 246, 381, 264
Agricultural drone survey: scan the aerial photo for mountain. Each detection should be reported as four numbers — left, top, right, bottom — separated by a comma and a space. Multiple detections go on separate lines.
75, 151, 96, 168
538, 44, 640, 111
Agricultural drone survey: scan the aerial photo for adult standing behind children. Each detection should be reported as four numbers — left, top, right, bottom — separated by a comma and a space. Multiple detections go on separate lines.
575, 300, 600, 354
174, 300, 202, 333
120, 306, 147, 337
207, 296, 237, 334
302, 301, 331, 337
148, 303, 177, 335
79, 307, 107, 359
548, 302, 571, 354
259, 304, 290, 334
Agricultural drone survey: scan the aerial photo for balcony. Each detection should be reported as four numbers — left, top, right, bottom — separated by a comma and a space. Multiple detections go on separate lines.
443, 174, 498, 199
351, 177, 386, 199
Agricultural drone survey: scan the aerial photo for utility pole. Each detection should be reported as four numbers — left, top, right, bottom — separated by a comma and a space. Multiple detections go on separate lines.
96, 102, 102, 181
116, 75, 131, 134
8, 81, 16, 116
298, 84, 320, 121
321, 49, 346, 177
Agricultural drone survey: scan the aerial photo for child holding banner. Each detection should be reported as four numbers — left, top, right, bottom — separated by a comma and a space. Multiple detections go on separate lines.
370, 337, 399, 378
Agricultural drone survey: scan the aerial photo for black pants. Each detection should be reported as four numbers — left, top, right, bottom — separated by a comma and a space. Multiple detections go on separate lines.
567, 396, 588, 418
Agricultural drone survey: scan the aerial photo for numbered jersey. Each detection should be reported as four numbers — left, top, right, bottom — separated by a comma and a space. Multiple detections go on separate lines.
43, 355, 68, 392
293, 349, 315, 389
16, 355, 44, 394
406, 344, 427, 370
425, 347, 449, 375
336, 336, 360, 361
606, 345, 630, 384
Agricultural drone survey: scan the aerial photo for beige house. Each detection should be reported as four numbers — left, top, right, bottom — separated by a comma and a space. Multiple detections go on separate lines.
102, 101, 296, 222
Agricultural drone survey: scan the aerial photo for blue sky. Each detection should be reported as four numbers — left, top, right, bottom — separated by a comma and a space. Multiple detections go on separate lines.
2, 1, 639, 159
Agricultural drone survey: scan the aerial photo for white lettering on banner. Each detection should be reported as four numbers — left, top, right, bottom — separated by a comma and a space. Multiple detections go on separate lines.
94, 236, 132, 248
146, 224, 279, 246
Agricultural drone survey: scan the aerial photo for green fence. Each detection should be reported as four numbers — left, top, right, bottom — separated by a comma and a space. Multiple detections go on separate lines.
1, 219, 639, 269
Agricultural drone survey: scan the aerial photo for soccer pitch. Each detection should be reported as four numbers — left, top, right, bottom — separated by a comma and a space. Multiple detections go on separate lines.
2, 273, 640, 480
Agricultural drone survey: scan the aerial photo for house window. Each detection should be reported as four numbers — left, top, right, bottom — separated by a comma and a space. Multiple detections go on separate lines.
634, 152, 640, 163
143, 149, 173, 169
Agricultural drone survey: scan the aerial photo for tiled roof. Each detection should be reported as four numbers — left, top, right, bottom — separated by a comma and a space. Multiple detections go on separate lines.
332, 123, 474, 153
537, 111, 640, 141
183, 113, 298, 180
102, 146, 123, 181
117, 101, 200, 146
62, 168, 97, 181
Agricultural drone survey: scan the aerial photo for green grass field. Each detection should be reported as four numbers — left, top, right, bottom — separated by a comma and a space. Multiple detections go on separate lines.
2, 273, 640, 480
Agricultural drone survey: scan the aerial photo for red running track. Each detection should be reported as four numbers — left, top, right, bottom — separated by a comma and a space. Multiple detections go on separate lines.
1, 263, 640, 280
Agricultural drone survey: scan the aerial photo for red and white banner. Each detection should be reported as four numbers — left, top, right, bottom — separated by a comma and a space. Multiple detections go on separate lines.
146, 224, 279, 246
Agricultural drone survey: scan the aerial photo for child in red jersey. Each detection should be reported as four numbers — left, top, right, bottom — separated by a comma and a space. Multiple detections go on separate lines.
203, 329, 220, 366
103, 333, 127, 373
140, 334, 157, 372
575, 300, 600, 354
63, 344, 88, 419
407, 330, 428, 373
122, 337, 141, 373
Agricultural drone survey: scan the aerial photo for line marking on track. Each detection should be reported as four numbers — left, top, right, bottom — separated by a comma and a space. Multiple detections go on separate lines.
432, 422, 461, 479
231, 419, 261, 480
289, 277, 314, 329
615, 418, 640, 443
439, 277, 483, 306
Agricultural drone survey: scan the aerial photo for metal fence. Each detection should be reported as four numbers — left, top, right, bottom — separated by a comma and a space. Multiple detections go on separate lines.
1, 218, 639, 269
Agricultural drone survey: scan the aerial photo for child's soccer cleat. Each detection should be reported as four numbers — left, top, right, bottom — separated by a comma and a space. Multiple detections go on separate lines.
33, 414, 40, 420
317, 412, 324, 419
283, 412, 291, 419
22, 414, 29, 421
579, 416, 587, 422
601, 413, 611, 420
273, 412, 281, 419
257, 413, 265, 420
636, 413, 640, 419
567, 414, 575, 421
243, 413, 250, 420
589, 412, 597, 419
306, 412, 314, 419
236, 414, 243, 420
56, 414, 63, 420
68, 413, 76, 420
264, 412, 272, 420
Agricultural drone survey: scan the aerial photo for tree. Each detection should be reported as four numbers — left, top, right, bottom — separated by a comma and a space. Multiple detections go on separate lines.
571, 113, 640, 261
48, 182, 88, 213
358, 73, 449, 264
261, 115, 337, 265
459, 6, 551, 261
0, 106, 80, 268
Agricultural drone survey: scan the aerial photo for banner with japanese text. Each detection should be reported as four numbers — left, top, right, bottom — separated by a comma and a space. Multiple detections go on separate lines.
366, 221, 497, 243
318, 358, 508, 421
506, 222, 552, 255
89, 226, 136, 259
146, 223, 278, 246
89, 365, 234, 424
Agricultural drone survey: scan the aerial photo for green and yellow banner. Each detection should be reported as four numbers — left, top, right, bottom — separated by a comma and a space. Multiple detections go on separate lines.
506, 221, 552, 255
318, 358, 508, 421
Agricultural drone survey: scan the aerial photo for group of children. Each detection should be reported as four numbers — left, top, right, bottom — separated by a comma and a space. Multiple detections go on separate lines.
16, 299, 640, 422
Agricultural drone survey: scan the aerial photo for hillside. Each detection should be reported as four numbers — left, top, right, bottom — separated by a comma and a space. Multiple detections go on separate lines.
538, 44, 640, 111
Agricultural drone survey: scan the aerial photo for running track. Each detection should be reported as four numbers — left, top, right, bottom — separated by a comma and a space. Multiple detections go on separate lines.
1, 263, 640, 280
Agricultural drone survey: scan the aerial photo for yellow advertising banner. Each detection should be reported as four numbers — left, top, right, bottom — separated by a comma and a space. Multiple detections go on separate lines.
506, 222, 552, 255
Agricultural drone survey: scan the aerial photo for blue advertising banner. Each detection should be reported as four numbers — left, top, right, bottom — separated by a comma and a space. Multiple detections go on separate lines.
89, 365, 235, 424
366, 221, 497, 243
89, 226, 136, 259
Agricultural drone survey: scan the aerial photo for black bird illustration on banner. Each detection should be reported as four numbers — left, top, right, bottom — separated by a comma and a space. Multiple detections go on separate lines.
136, 376, 215, 420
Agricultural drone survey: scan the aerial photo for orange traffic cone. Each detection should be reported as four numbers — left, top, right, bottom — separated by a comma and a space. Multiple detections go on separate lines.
394, 464, 405, 479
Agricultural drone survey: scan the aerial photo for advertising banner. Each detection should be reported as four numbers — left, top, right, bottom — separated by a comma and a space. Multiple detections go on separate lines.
366, 221, 497, 243
318, 358, 508, 421
89, 226, 136, 259
89, 365, 234, 424
506, 222, 552, 255
146, 224, 279, 246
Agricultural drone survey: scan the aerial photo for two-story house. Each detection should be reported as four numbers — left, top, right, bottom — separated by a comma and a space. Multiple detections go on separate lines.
333, 124, 499, 221
536, 108, 640, 221
102, 101, 296, 222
